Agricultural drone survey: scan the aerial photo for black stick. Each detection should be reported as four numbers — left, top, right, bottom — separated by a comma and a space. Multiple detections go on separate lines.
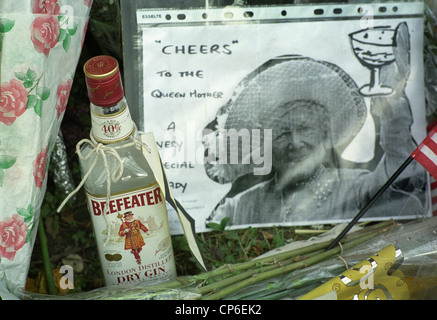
325, 156, 414, 251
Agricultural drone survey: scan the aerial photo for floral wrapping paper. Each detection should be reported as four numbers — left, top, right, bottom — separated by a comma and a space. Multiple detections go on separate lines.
0, 0, 92, 297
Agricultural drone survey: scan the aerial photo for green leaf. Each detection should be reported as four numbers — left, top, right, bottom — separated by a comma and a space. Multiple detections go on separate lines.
14, 72, 29, 82
206, 222, 222, 232
0, 155, 16, 169
58, 28, 66, 42
34, 99, 42, 117
62, 33, 71, 52
36, 87, 50, 101
25, 227, 33, 243
26, 68, 37, 81
17, 205, 34, 224
0, 18, 14, 33
67, 23, 77, 36
206, 217, 230, 232
27, 94, 37, 109
0, 169, 4, 187
220, 217, 230, 230
23, 80, 33, 88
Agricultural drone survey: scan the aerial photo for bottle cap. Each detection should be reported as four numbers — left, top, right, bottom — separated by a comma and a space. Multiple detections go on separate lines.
84, 55, 124, 107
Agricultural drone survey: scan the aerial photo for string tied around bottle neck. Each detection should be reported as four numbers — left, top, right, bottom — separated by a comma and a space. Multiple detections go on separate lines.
57, 125, 151, 246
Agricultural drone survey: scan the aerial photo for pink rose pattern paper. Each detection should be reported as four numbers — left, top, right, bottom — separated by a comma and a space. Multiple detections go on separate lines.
30, 15, 61, 57
33, 145, 49, 189
0, 0, 92, 292
55, 79, 72, 118
0, 214, 28, 261
0, 79, 28, 126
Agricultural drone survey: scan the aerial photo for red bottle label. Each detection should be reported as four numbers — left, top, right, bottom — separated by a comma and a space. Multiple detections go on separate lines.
84, 55, 124, 107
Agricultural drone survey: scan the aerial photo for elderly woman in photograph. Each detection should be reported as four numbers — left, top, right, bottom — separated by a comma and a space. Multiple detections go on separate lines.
205, 24, 428, 227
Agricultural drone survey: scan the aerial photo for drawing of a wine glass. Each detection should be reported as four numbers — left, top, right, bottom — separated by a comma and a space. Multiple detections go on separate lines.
349, 25, 397, 96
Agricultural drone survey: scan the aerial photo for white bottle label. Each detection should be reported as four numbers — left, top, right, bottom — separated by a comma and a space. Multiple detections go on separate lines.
91, 105, 134, 143
86, 182, 177, 286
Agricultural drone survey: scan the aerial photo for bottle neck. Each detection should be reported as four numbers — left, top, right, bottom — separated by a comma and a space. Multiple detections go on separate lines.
90, 96, 135, 144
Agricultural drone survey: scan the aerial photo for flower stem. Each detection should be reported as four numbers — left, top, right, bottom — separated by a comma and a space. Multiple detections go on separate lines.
200, 228, 386, 300
110, 220, 395, 299
193, 238, 333, 283
198, 249, 324, 295
38, 217, 56, 295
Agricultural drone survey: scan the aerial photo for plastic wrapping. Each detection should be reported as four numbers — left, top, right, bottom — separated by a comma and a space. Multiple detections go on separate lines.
121, 0, 430, 237
299, 244, 410, 300
340, 216, 437, 299
50, 131, 75, 199
227, 217, 437, 300
5, 271, 200, 299
13, 280, 201, 300
0, 0, 92, 297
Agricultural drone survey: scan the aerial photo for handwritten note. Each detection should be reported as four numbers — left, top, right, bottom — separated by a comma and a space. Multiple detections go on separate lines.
137, 3, 427, 234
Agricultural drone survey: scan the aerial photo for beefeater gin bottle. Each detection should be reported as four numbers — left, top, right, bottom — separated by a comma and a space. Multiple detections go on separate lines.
80, 55, 176, 286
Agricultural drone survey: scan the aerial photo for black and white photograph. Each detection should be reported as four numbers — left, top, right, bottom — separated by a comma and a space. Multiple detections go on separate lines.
205, 48, 428, 226
128, 2, 430, 233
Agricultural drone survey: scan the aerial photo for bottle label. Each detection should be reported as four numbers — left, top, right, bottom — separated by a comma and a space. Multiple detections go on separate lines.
86, 182, 177, 286
91, 105, 134, 143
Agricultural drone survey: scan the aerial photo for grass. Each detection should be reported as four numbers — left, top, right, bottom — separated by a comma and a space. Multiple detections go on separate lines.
173, 218, 301, 274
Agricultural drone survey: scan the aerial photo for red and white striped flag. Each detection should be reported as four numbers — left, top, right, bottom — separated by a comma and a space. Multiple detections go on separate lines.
326, 125, 437, 250
411, 127, 437, 181
417, 121, 437, 216
430, 179, 437, 217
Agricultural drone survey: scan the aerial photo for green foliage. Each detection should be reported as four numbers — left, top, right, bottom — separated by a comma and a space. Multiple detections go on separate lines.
206, 217, 230, 232
17, 205, 36, 243
0, 18, 14, 33
14, 69, 50, 117
173, 218, 298, 276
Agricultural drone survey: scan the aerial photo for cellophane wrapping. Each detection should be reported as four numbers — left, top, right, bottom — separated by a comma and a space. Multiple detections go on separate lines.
0, 0, 92, 299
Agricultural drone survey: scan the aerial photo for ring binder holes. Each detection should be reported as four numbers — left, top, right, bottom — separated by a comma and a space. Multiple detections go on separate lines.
281, 10, 287, 16
224, 12, 234, 19
165, 14, 171, 21
244, 11, 254, 18
333, 8, 342, 14
314, 8, 324, 15
177, 14, 186, 20
378, 6, 387, 13
392, 6, 398, 12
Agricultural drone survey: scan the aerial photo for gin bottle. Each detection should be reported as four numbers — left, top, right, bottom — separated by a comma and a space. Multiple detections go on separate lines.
80, 55, 176, 286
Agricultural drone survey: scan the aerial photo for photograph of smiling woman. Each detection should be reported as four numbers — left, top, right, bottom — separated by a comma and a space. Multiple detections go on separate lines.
205, 50, 428, 227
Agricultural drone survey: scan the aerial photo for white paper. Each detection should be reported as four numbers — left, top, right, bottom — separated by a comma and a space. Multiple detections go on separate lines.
136, 3, 430, 234
141, 132, 207, 270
